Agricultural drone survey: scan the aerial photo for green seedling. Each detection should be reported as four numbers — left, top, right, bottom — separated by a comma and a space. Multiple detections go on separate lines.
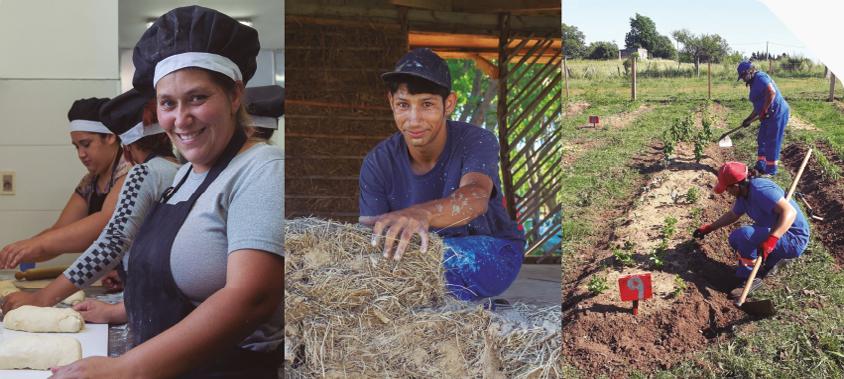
672, 274, 687, 298
613, 248, 635, 267
649, 250, 665, 269
587, 275, 609, 295
685, 187, 700, 204
663, 216, 678, 239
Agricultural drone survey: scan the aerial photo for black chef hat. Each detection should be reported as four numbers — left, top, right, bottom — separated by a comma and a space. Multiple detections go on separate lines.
245, 85, 284, 130
67, 98, 112, 134
132, 5, 260, 94
100, 89, 165, 145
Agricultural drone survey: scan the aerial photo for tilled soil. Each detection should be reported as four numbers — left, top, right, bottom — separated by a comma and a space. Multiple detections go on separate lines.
563, 138, 752, 377
781, 143, 844, 266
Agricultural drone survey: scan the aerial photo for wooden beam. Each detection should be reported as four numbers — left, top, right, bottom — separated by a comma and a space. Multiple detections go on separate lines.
497, 12, 517, 220
452, 0, 560, 13
288, 2, 560, 34
388, 0, 560, 13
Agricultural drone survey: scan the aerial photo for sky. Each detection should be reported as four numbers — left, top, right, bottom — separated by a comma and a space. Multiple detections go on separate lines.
563, 0, 816, 61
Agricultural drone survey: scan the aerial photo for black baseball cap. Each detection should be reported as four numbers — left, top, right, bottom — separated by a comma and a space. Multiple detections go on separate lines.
381, 48, 451, 92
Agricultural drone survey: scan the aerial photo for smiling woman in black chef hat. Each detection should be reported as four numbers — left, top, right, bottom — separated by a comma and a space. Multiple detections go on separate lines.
50, 6, 284, 379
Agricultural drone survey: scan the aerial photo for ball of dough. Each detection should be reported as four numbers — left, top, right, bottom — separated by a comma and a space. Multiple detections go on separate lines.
3, 305, 84, 333
62, 290, 86, 306
0, 334, 82, 369
0, 280, 19, 298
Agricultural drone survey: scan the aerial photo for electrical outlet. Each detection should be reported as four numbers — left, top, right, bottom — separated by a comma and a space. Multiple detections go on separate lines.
1, 171, 15, 195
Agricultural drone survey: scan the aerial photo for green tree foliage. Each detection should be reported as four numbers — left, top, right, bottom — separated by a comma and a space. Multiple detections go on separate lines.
563, 23, 587, 59
624, 13, 676, 59
586, 41, 619, 60
672, 29, 731, 75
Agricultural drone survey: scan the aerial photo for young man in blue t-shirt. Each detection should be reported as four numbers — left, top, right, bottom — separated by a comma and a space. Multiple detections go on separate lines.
694, 162, 809, 298
737, 60, 790, 175
358, 48, 525, 301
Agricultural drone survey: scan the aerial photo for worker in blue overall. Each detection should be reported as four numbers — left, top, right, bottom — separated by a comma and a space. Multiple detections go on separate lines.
694, 162, 809, 298
737, 60, 790, 176
359, 48, 526, 302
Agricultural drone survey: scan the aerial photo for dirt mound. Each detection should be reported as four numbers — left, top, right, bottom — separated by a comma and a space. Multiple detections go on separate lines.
566, 101, 591, 117
603, 104, 653, 129
562, 138, 600, 166
563, 141, 748, 376
781, 143, 844, 266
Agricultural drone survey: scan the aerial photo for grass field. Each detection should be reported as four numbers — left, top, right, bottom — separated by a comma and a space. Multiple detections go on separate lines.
562, 65, 844, 377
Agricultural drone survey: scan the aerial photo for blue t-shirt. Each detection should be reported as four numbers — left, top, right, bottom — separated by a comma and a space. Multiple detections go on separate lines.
732, 178, 810, 243
359, 120, 524, 243
749, 71, 788, 117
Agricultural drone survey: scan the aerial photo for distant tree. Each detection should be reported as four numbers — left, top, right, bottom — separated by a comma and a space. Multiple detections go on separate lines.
562, 24, 587, 59
586, 41, 619, 60
672, 29, 730, 75
624, 13, 675, 59
652, 35, 677, 60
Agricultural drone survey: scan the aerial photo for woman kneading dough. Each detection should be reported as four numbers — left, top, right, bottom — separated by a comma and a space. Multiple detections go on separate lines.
0, 99, 131, 269
1, 88, 178, 315
50, 6, 284, 379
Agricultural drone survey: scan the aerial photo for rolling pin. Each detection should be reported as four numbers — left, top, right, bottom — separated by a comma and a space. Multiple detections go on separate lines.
14, 266, 68, 281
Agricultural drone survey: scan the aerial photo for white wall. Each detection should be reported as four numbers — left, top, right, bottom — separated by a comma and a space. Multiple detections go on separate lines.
0, 0, 120, 267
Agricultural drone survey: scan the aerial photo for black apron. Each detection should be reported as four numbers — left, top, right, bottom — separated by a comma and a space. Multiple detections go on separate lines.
87, 147, 124, 215
124, 131, 279, 378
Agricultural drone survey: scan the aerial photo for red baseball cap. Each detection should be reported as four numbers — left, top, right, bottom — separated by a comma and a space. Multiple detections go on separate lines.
714, 161, 749, 194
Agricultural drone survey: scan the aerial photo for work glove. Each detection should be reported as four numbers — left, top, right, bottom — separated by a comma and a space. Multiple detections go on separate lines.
759, 234, 780, 262
693, 224, 713, 239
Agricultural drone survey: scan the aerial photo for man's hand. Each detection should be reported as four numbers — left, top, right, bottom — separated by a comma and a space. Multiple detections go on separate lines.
759, 235, 779, 262
693, 224, 713, 239
366, 207, 431, 261
0, 238, 47, 269
1, 291, 50, 313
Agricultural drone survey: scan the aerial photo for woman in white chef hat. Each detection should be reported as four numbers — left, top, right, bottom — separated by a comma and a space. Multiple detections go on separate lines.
0, 98, 131, 270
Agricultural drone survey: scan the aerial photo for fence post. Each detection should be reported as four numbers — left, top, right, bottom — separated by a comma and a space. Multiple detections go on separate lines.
631, 55, 637, 101
563, 56, 569, 98
829, 72, 837, 102
707, 60, 712, 100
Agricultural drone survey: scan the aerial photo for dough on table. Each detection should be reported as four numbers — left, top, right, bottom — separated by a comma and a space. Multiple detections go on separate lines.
62, 290, 86, 305
0, 280, 18, 297
0, 334, 81, 369
3, 305, 84, 333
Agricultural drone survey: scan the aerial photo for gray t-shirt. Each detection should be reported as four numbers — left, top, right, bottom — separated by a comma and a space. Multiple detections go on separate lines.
65, 157, 180, 288
166, 142, 284, 352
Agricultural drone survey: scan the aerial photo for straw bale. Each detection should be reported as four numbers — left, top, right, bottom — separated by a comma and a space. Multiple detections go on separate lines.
285, 218, 562, 378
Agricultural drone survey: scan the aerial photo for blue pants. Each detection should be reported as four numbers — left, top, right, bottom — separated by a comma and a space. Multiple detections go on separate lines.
756, 108, 789, 174
728, 225, 807, 278
442, 236, 524, 301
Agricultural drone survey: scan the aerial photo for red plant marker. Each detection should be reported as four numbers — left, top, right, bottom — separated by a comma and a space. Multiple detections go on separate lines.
619, 273, 653, 315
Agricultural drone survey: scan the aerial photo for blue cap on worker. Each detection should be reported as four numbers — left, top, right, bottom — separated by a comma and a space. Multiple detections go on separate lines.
737, 60, 753, 81
381, 48, 452, 92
